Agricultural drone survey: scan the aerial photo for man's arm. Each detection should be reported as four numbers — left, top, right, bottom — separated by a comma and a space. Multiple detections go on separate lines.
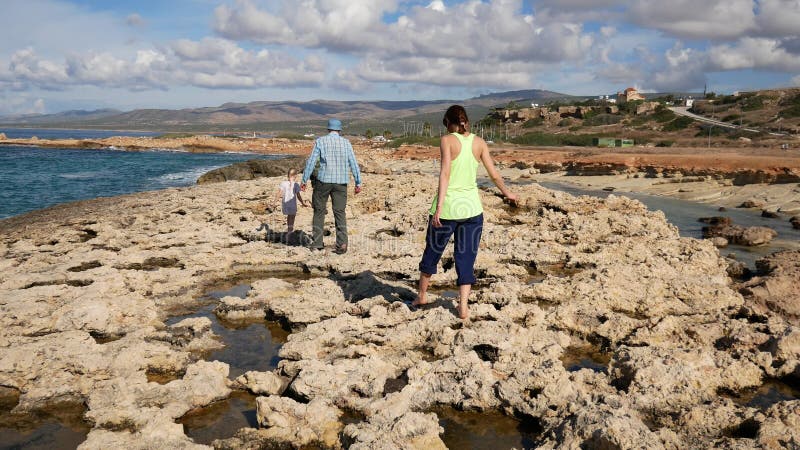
301, 141, 321, 186
346, 142, 362, 187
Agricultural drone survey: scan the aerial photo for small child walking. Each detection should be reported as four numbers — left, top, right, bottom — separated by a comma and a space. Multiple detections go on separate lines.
275, 168, 307, 233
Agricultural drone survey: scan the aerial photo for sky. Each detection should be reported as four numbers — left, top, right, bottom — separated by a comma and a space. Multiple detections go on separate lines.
0, 0, 799, 115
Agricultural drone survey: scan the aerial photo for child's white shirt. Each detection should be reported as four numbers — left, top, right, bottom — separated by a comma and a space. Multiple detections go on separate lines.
279, 180, 300, 215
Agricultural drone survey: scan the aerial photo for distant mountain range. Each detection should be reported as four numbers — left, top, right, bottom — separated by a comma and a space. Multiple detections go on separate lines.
0, 89, 577, 130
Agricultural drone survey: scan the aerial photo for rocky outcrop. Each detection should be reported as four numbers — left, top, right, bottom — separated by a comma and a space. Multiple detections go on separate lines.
565, 161, 633, 176
738, 250, 800, 324
701, 216, 777, 246
791, 216, 800, 229
733, 169, 800, 186
197, 157, 304, 184
0, 166, 798, 449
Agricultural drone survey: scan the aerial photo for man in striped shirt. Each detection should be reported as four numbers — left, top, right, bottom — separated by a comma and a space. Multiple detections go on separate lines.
301, 118, 362, 254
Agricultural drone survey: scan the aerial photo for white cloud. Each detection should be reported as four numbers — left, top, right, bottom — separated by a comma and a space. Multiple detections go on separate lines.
212, 0, 594, 90
214, 0, 400, 52
755, 0, 800, 37
352, 56, 534, 88
8, 48, 70, 88
646, 43, 708, 91
214, 0, 593, 62
0, 94, 46, 115
329, 69, 371, 93
427, 1, 446, 12
1, 39, 327, 91
628, 0, 756, 40
707, 37, 800, 72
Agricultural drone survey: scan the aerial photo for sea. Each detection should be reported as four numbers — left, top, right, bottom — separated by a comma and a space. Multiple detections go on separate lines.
0, 128, 283, 219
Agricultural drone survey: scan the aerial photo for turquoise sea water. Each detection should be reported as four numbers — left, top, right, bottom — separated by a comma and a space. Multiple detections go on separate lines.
0, 127, 161, 140
0, 145, 281, 219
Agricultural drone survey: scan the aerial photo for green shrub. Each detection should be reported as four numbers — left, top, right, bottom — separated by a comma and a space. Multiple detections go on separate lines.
584, 114, 623, 126
779, 94, 800, 118
510, 132, 604, 147
741, 95, 765, 111
663, 116, 694, 131
721, 114, 742, 122
695, 125, 728, 137
618, 100, 643, 115
522, 118, 544, 128
656, 140, 674, 147
651, 106, 676, 123
557, 119, 572, 127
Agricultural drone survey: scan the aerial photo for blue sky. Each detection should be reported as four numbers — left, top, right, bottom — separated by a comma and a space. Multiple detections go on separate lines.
0, 0, 798, 115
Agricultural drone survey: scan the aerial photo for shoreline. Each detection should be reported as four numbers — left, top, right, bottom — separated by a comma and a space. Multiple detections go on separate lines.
0, 135, 315, 156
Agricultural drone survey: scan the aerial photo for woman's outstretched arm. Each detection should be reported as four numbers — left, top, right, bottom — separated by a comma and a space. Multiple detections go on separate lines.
479, 140, 518, 203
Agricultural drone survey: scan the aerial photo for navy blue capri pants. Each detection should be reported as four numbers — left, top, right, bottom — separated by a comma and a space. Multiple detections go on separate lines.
418, 213, 484, 285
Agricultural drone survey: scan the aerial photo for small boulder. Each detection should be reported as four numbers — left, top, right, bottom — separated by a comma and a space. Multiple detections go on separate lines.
739, 226, 778, 246
698, 216, 732, 226
738, 200, 764, 209
235, 370, 287, 395
726, 259, 750, 280
510, 161, 530, 170
710, 237, 728, 248
197, 157, 305, 184
791, 216, 800, 229
761, 210, 780, 219
703, 219, 777, 246
0, 133, 6, 140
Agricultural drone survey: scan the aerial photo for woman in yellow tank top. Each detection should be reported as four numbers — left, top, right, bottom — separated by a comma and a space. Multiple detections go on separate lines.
413, 105, 518, 320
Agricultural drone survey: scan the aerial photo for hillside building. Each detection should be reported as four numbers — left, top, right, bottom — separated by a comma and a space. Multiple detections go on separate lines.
617, 87, 645, 103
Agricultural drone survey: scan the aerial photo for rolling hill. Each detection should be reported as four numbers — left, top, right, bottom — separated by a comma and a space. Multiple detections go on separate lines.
0, 89, 576, 131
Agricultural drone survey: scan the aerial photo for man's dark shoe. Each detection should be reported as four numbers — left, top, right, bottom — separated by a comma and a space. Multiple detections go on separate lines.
333, 244, 347, 254
309, 246, 324, 251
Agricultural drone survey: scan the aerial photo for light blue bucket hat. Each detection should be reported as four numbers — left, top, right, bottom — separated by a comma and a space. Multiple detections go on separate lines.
327, 118, 342, 131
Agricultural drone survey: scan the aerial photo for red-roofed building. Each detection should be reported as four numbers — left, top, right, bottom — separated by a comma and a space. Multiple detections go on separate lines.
617, 87, 645, 103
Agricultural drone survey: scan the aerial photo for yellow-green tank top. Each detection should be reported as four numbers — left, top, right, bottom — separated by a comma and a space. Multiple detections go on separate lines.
429, 132, 483, 220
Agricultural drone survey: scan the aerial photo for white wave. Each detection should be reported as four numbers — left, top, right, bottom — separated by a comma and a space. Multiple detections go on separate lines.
58, 171, 107, 180
144, 147, 189, 153
147, 165, 221, 187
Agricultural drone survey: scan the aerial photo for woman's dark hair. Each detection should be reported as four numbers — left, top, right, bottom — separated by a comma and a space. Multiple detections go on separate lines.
443, 105, 469, 134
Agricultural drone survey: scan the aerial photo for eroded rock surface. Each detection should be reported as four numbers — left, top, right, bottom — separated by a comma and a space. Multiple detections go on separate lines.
1, 165, 798, 449
738, 250, 800, 325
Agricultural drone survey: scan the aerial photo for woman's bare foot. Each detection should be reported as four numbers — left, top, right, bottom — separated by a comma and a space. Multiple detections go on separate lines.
457, 301, 469, 320
411, 293, 429, 307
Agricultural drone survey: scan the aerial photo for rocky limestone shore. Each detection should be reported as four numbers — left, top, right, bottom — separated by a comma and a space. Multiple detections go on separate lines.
196, 157, 305, 184
1, 165, 799, 449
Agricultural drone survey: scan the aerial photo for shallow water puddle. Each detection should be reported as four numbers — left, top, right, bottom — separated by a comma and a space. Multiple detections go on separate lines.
725, 379, 800, 409
178, 391, 258, 445
433, 407, 542, 450
168, 279, 295, 445
166, 283, 290, 379
560, 345, 611, 373
0, 392, 90, 450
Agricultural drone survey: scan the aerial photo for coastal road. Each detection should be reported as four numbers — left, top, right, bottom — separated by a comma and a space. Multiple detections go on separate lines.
668, 106, 788, 136
668, 106, 760, 132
